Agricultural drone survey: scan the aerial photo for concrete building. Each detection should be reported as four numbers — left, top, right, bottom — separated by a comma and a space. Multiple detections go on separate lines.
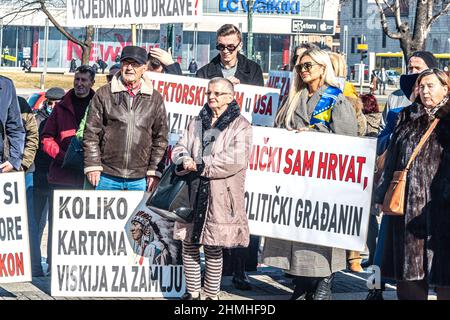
340, 0, 450, 77
0, 0, 340, 72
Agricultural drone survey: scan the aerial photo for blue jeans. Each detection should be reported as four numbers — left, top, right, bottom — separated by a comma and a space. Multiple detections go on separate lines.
25, 172, 44, 276
96, 173, 146, 191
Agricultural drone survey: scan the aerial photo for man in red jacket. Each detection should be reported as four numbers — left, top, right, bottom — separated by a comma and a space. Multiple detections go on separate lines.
40, 65, 96, 274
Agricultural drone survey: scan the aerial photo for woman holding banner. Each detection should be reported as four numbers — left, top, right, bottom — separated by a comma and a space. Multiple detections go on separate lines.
171, 77, 252, 300
374, 69, 450, 300
262, 48, 358, 300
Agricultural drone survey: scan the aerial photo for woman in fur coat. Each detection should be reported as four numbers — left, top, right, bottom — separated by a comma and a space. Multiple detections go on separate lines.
374, 68, 450, 300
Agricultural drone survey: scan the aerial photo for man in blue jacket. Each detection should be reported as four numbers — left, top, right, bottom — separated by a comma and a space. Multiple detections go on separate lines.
0, 75, 25, 172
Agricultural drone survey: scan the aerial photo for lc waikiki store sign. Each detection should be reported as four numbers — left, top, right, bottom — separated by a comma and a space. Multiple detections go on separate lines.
219, 0, 301, 14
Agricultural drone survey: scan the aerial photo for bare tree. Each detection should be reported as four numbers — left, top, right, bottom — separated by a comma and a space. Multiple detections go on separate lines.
1, 0, 94, 64
374, 0, 450, 62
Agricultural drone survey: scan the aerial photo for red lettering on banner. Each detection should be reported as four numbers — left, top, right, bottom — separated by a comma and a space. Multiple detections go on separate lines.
283, 148, 293, 174
327, 153, 338, 180
338, 154, 349, 180
0, 252, 25, 277
345, 158, 356, 183
253, 94, 273, 116
235, 92, 244, 110
356, 156, 366, 184
155, 81, 206, 107
283, 149, 315, 177
249, 140, 282, 173
317, 152, 329, 179
302, 151, 315, 177
251, 136, 369, 188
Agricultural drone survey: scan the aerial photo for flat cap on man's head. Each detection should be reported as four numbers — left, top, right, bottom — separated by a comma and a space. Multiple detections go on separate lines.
120, 46, 148, 65
45, 87, 65, 100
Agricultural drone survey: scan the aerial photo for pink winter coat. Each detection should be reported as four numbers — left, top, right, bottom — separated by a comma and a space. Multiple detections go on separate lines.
171, 115, 252, 248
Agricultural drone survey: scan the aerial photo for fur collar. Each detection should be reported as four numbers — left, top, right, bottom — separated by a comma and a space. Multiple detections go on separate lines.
200, 100, 241, 132
110, 72, 153, 95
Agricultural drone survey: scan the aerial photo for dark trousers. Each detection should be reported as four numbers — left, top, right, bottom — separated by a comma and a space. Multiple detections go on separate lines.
33, 173, 50, 243
223, 235, 260, 276
366, 214, 380, 265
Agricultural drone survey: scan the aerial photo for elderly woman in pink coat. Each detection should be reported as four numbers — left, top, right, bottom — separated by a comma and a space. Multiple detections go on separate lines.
171, 77, 252, 300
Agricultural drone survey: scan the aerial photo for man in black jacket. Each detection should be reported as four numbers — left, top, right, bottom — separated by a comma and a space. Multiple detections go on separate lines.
196, 24, 264, 87
196, 24, 263, 291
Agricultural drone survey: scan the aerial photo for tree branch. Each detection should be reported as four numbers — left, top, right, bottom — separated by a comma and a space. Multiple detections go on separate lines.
427, 2, 450, 29
375, 0, 402, 39
393, 0, 403, 29
38, 0, 86, 47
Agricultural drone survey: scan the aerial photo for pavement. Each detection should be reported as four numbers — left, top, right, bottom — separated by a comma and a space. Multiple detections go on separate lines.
1, 223, 403, 301
0, 265, 400, 301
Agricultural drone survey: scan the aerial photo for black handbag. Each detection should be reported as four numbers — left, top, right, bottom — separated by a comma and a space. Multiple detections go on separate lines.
61, 136, 84, 172
147, 163, 200, 223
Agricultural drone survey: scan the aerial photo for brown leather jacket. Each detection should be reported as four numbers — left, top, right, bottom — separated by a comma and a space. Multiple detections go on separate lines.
83, 73, 168, 179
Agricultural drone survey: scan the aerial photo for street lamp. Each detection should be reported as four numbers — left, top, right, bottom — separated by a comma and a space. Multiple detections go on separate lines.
247, 0, 254, 60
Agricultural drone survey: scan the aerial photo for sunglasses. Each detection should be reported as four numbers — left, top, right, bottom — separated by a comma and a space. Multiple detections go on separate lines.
295, 62, 321, 73
216, 41, 241, 52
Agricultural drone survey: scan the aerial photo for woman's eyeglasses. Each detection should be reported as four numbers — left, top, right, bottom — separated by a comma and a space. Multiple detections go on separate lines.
205, 91, 232, 97
216, 41, 241, 52
295, 62, 321, 73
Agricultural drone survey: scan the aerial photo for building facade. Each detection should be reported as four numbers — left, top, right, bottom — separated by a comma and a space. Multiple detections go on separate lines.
0, 0, 340, 73
340, 0, 450, 75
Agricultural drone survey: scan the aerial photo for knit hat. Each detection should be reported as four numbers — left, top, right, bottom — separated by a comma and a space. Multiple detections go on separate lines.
45, 87, 65, 100
408, 51, 438, 69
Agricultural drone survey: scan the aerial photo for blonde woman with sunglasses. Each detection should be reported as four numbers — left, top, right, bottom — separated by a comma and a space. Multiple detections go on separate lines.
263, 48, 358, 300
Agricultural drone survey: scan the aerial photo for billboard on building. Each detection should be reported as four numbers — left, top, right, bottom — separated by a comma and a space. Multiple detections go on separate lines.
291, 18, 335, 35
67, 0, 203, 26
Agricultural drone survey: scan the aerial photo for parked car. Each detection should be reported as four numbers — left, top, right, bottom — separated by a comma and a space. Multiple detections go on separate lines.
386, 69, 400, 85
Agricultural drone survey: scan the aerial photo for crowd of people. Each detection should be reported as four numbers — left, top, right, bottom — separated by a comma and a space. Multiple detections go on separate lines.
1, 23, 449, 301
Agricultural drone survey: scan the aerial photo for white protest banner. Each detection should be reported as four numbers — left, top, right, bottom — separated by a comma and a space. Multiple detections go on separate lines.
146, 72, 281, 134
245, 127, 377, 251
51, 191, 184, 297
266, 70, 293, 104
67, 0, 203, 26
0, 172, 31, 284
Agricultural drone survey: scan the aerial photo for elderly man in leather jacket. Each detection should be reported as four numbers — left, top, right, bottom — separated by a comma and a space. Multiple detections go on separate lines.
83, 46, 168, 191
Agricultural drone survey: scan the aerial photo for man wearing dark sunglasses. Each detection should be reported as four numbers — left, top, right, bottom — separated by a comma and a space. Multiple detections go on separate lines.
196, 24, 263, 292
196, 24, 263, 88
